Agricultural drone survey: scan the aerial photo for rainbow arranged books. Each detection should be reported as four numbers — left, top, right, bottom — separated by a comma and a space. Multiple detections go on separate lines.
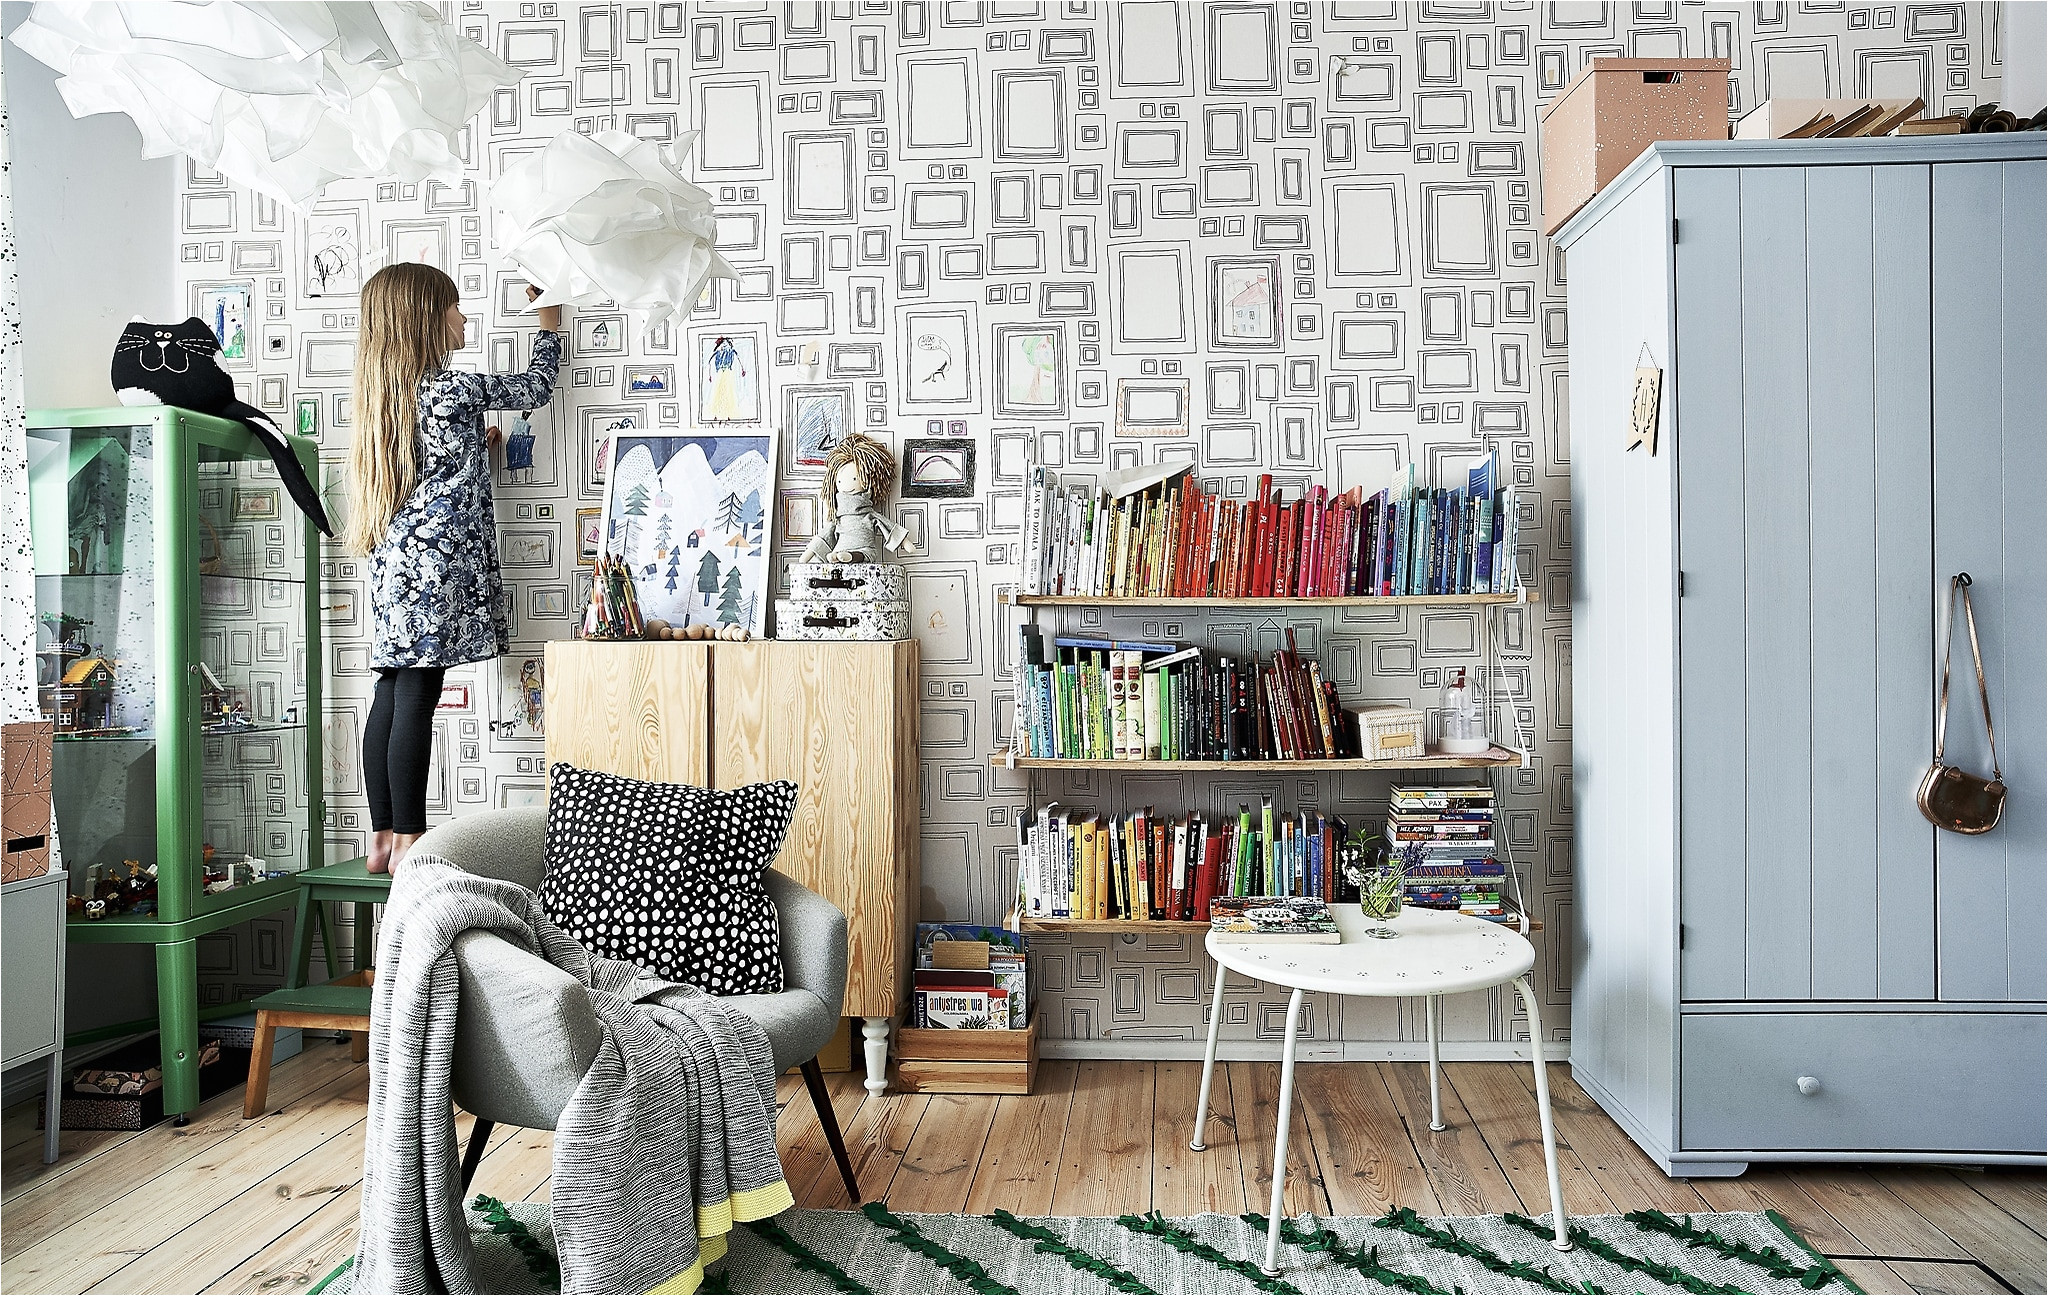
1020, 453, 1520, 599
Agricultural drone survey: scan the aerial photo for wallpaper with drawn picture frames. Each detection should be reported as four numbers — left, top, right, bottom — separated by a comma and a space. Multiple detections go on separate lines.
173, 0, 2003, 1053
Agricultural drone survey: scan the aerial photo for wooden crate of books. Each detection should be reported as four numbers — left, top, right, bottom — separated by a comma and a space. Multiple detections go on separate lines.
894, 1015, 1040, 1095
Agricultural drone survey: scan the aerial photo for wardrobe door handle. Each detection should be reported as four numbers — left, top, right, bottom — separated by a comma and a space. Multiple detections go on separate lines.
1796, 1075, 1821, 1096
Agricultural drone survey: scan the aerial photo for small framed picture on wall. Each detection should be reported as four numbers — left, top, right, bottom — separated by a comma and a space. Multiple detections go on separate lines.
901, 437, 976, 498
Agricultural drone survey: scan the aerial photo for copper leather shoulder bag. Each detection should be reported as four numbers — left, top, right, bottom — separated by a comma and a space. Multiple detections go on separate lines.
1917, 573, 2005, 834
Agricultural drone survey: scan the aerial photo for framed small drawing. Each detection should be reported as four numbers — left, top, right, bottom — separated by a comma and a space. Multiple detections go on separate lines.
783, 383, 852, 471
499, 528, 557, 569
901, 437, 976, 498
573, 313, 628, 357
496, 653, 546, 740
576, 507, 603, 565
383, 219, 450, 271
624, 364, 674, 396
301, 202, 366, 301
1208, 256, 1281, 349
231, 487, 280, 521
895, 303, 981, 412
578, 404, 640, 499
189, 280, 255, 368
1115, 379, 1192, 437
528, 585, 570, 619
295, 396, 321, 438
993, 323, 1067, 418
780, 490, 819, 544
691, 326, 767, 424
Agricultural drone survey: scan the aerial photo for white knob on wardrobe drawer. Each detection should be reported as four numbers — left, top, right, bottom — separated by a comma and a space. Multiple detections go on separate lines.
1796, 1075, 1821, 1096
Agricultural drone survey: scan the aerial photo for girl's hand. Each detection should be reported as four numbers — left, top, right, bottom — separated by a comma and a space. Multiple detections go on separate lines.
525, 283, 564, 333
485, 423, 503, 449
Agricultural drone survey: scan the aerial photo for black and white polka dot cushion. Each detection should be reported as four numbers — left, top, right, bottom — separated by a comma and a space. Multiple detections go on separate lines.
540, 762, 798, 996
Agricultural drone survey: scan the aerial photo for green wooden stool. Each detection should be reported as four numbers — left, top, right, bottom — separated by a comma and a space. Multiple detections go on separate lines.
243, 858, 391, 1118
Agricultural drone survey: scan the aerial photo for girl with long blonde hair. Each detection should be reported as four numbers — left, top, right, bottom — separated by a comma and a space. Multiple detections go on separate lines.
345, 263, 563, 872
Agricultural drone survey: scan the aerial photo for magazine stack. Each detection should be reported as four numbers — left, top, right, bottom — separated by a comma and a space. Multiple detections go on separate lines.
1388, 784, 1513, 922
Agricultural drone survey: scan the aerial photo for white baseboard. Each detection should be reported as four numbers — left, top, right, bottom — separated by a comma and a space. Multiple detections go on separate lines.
1040, 1038, 1566, 1064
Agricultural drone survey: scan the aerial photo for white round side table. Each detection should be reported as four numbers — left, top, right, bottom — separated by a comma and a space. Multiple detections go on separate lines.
1189, 903, 1573, 1276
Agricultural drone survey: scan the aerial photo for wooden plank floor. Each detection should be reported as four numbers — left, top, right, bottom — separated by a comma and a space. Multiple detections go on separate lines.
4, 1038, 2039, 1295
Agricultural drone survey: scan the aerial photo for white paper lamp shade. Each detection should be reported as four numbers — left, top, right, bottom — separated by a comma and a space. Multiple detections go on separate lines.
490, 129, 739, 332
7, 1, 519, 209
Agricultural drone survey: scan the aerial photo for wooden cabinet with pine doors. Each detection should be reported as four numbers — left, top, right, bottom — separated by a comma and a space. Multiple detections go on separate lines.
545, 639, 920, 1094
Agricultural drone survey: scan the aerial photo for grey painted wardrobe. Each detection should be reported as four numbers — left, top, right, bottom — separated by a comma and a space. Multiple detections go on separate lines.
1556, 137, 2045, 1176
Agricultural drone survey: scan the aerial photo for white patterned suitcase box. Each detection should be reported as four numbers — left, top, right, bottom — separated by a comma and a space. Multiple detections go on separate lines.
785, 562, 908, 604
774, 598, 911, 641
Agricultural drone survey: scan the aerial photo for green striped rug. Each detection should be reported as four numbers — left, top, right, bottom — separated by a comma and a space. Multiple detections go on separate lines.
315, 1196, 1860, 1295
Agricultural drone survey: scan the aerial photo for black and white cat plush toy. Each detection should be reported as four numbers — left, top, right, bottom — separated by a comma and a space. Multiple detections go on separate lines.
111, 318, 333, 536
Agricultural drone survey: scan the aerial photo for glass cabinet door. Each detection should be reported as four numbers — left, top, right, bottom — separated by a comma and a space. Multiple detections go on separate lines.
188, 432, 316, 912
26, 422, 161, 918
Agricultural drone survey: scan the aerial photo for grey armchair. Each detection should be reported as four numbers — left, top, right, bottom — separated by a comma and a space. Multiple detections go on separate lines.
408, 807, 862, 1203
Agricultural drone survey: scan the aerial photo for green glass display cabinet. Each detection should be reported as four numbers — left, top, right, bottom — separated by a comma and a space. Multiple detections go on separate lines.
26, 405, 323, 1120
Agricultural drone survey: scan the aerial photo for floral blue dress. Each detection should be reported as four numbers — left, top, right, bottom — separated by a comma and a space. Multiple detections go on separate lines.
368, 331, 561, 668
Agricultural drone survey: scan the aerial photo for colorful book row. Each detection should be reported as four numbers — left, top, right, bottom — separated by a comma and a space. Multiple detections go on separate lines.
1015, 796, 1357, 923
1020, 453, 1520, 600
1014, 628, 1349, 762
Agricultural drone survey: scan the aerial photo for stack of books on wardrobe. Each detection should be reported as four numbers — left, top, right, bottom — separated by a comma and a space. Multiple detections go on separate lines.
1014, 795, 1352, 922
1388, 784, 1512, 921
1012, 627, 1352, 761
1019, 454, 1519, 598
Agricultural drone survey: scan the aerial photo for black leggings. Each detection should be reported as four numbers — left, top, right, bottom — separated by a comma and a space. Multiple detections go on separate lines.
364, 667, 444, 834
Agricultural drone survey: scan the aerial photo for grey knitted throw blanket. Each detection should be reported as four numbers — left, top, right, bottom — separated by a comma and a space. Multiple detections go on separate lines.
351, 855, 792, 1295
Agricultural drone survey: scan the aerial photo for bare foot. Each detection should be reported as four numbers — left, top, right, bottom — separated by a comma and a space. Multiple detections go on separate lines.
366, 829, 395, 874
391, 832, 425, 870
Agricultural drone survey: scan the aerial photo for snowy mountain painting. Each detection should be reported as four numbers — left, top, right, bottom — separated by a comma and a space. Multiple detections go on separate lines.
601, 431, 776, 635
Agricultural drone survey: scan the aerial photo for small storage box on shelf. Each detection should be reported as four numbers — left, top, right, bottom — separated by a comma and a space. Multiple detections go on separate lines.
1358, 706, 1426, 760
893, 1015, 1039, 1095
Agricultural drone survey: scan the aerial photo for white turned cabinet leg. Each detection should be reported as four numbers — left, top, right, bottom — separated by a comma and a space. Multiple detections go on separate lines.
861, 1016, 891, 1096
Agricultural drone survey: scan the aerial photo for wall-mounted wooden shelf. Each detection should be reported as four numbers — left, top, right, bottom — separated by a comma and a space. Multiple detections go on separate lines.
999, 591, 1534, 608
990, 746, 1523, 772
1007, 910, 1542, 935
1010, 912, 1205, 933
